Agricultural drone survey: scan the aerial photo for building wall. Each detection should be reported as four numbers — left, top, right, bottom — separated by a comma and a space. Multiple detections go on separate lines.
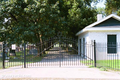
78, 32, 94, 60
89, 31, 120, 60
78, 32, 87, 56
78, 31, 120, 60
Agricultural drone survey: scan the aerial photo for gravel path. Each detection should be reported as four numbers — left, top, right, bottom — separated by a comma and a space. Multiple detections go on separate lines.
28, 47, 88, 68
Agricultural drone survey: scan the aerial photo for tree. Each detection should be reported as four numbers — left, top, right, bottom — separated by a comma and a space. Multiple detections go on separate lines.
0, 0, 66, 55
105, 0, 120, 16
0, 0, 65, 42
0, 0, 97, 55
65, 0, 97, 38
97, 7, 106, 16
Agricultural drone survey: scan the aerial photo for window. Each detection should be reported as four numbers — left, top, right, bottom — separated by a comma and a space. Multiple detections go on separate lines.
107, 35, 117, 54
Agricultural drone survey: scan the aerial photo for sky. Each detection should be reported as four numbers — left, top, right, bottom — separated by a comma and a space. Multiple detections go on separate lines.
92, 0, 106, 8
97, 0, 105, 8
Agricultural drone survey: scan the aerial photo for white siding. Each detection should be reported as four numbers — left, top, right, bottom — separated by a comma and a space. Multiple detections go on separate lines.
78, 32, 94, 59
78, 32, 88, 56
78, 31, 120, 60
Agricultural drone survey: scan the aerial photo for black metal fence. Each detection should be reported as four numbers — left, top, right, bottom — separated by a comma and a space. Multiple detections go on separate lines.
24, 37, 94, 68
0, 43, 3, 69
0, 42, 24, 69
79, 41, 95, 67
95, 43, 120, 71
0, 39, 120, 71
0, 37, 95, 69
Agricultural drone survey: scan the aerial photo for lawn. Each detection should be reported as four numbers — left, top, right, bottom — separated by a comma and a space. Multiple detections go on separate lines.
81, 59, 120, 70
0, 51, 48, 69
96, 60, 120, 70
80, 60, 94, 67
0, 58, 2, 69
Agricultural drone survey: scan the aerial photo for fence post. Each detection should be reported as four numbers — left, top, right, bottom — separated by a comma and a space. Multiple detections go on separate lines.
24, 43, 26, 68
94, 40, 96, 67
2, 41, 5, 69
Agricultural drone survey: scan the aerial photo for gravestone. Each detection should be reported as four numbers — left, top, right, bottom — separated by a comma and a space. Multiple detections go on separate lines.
9, 48, 16, 56
9, 50, 16, 56
0, 52, 8, 58
14, 57, 18, 59
28, 49, 38, 55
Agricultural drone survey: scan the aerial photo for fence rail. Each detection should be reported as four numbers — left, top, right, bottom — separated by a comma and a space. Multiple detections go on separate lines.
0, 40, 119, 71
95, 42, 120, 71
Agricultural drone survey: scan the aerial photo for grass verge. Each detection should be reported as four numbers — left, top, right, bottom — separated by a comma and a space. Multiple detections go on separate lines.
81, 59, 120, 71
0, 51, 48, 69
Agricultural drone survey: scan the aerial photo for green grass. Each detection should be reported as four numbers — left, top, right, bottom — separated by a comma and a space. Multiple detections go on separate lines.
0, 58, 2, 69
80, 60, 94, 67
81, 59, 120, 71
0, 51, 48, 69
96, 60, 120, 70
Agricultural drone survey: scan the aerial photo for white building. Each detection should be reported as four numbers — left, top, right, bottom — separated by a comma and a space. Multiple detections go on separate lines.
76, 14, 120, 60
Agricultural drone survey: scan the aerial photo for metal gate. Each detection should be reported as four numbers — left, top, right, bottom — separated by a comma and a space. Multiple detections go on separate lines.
24, 34, 95, 68
0, 34, 95, 68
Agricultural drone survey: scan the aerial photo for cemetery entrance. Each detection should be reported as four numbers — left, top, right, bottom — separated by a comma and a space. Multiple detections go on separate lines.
25, 36, 82, 68
1, 33, 95, 68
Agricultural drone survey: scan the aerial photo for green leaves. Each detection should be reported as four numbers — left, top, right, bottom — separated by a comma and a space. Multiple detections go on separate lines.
24, 0, 28, 3
0, 0, 97, 43
105, 0, 120, 16
0, 0, 65, 44
66, 0, 96, 38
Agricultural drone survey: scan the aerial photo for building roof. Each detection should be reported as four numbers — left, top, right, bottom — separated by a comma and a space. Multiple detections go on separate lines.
76, 14, 120, 36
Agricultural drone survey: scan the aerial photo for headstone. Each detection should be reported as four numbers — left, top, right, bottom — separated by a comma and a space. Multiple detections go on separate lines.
28, 49, 38, 55
5, 60, 9, 62
0, 52, 8, 58
14, 57, 18, 59
12, 44, 16, 50
9, 48, 16, 56
5, 57, 10, 59
9, 52, 16, 56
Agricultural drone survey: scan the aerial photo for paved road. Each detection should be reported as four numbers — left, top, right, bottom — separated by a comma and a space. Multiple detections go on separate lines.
0, 67, 120, 80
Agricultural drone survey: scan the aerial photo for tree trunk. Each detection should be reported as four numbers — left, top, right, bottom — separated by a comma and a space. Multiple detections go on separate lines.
40, 36, 43, 56
36, 43, 41, 56
36, 34, 44, 56
66, 41, 68, 52
42, 41, 45, 54
47, 38, 50, 50
72, 40, 77, 54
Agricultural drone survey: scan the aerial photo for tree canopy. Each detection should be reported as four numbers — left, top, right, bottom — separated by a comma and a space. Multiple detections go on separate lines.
105, 0, 120, 16
0, 0, 97, 44
96, 7, 106, 16
0, 0, 65, 44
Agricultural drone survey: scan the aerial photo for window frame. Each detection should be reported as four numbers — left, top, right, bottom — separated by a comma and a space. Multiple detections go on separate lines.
107, 34, 117, 54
